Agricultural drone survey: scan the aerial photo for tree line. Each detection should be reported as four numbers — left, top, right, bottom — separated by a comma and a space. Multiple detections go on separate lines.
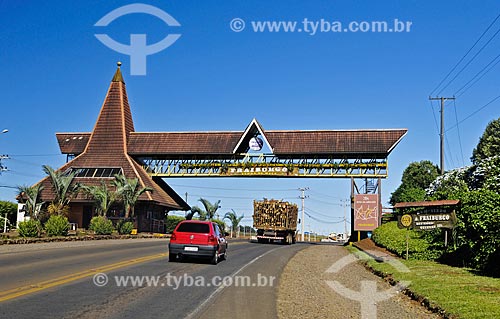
386, 117, 500, 276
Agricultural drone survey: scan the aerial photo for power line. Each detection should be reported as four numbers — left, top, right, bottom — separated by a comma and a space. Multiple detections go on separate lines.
308, 197, 342, 206
428, 99, 441, 135
169, 183, 297, 192
304, 211, 344, 224
308, 189, 344, 200
187, 193, 256, 200
306, 207, 343, 219
437, 25, 500, 95
3, 170, 43, 178
453, 51, 500, 97
444, 135, 455, 168
0, 185, 17, 189
8, 158, 46, 168
430, 12, 500, 96
453, 100, 466, 167
445, 93, 500, 132
456, 61, 500, 98
8, 154, 64, 157
187, 193, 296, 200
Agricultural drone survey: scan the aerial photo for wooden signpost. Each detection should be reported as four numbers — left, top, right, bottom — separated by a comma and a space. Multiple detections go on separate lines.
395, 200, 459, 257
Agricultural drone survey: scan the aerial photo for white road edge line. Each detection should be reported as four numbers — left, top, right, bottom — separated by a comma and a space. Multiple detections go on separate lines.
184, 245, 286, 319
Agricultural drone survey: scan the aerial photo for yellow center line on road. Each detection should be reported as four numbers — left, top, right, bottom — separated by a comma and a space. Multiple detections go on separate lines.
0, 252, 168, 303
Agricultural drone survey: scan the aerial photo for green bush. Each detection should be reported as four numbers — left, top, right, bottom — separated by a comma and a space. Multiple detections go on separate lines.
44, 215, 70, 237
451, 189, 500, 275
117, 220, 134, 235
89, 216, 114, 235
0, 200, 17, 225
372, 221, 443, 260
166, 215, 185, 233
18, 219, 42, 238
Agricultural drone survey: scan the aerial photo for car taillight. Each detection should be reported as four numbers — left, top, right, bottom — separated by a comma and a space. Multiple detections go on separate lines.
208, 235, 216, 244
171, 233, 176, 241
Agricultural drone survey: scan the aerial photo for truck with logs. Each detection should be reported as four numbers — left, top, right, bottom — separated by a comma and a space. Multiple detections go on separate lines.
253, 199, 298, 244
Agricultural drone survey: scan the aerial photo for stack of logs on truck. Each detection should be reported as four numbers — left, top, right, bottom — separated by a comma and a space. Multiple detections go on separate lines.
253, 199, 298, 244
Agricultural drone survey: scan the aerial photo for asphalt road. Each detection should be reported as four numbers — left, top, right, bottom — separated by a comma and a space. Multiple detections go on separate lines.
0, 239, 307, 319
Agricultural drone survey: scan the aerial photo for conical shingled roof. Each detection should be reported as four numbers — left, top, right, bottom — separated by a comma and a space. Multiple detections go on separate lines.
83, 65, 134, 155
37, 64, 188, 210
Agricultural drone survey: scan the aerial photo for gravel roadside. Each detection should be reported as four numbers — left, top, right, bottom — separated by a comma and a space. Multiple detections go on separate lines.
277, 244, 440, 319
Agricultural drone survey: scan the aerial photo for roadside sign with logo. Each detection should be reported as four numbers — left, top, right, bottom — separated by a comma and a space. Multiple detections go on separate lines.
394, 200, 459, 250
354, 194, 379, 231
412, 211, 456, 230
397, 208, 457, 230
398, 214, 413, 229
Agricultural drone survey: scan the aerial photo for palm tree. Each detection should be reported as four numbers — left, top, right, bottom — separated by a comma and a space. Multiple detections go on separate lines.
113, 175, 153, 219
186, 206, 207, 220
17, 184, 44, 220
224, 209, 244, 238
185, 198, 221, 221
81, 181, 117, 217
43, 165, 80, 216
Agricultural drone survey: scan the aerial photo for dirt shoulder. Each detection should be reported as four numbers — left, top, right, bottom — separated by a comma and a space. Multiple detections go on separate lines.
277, 243, 440, 319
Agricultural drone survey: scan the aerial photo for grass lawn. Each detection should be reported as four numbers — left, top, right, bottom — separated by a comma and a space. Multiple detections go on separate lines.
347, 246, 500, 319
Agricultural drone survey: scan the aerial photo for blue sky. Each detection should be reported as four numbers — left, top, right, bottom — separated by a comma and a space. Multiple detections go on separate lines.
1, 1, 499, 235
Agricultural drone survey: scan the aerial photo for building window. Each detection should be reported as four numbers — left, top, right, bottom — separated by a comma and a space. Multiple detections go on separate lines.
64, 167, 124, 178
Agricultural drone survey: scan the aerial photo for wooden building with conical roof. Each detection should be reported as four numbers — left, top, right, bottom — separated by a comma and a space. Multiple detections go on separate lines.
36, 63, 189, 231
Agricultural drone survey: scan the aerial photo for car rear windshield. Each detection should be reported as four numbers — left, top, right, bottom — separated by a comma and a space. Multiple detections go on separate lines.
176, 223, 210, 233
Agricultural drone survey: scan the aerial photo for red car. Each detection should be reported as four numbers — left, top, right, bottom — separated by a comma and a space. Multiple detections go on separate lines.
169, 220, 228, 265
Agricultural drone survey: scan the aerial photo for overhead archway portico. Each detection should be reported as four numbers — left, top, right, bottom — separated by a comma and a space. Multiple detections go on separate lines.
61, 118, 407, 179
49, 63, 407, 237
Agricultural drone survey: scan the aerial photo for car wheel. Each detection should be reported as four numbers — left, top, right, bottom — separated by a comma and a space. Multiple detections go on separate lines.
211, 251, 218, 265
169, 253, 176, 262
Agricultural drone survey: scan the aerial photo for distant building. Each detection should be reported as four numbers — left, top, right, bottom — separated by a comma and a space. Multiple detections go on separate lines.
35, 64, 189, 232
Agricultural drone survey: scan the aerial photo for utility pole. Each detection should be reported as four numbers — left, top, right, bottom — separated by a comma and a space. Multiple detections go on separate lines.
429, 96, 455, 174
0, 155, 8, 175
299, 187, 309, 242
0, 129, 8, 175
341, 198, 349, 239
